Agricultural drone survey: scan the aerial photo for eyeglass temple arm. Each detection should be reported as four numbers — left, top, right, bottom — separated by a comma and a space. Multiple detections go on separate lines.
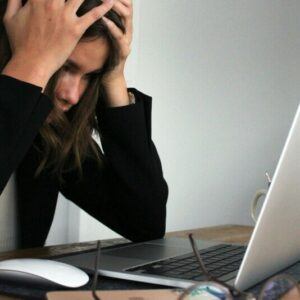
92, 240, 101, 300
188, 234, 245, 297
188, 234, 212, 279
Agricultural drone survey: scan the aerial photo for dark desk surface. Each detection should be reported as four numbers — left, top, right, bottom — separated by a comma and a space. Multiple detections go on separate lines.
0, 224, 253, 300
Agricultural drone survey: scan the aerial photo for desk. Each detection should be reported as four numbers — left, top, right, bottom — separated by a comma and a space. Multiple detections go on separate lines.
0, 224, 253, 300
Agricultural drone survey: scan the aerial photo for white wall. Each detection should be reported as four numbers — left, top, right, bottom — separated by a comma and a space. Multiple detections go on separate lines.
47, 0, 300, 245
0, 174, 18, 251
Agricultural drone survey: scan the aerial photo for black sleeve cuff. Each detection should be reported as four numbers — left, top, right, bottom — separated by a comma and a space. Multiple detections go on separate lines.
98, 88, 152, 144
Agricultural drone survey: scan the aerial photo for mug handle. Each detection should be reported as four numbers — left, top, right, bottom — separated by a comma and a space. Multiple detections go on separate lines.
251, 189, 267, 223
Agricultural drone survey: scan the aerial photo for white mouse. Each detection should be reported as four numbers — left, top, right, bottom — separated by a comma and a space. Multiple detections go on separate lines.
0, 258, 89, 288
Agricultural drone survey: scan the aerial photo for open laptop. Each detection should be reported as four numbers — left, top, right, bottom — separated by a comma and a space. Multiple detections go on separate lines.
57, 103, 300, 293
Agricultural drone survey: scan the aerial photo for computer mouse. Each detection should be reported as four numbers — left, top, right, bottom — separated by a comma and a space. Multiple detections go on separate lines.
0, 258, 89, 288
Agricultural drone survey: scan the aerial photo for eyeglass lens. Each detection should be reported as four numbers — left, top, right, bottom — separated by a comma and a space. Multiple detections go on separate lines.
259, 275, 300, 300
179, 282, 232, 300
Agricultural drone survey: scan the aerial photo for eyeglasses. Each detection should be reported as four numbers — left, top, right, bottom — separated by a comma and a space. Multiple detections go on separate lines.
178, 234, 300, 300
91, 240, 101, 300
90, 236, 300, 300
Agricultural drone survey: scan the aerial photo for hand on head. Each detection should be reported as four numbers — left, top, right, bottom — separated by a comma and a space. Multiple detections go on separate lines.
101, 0, 133, 84
2, 0, 115, 88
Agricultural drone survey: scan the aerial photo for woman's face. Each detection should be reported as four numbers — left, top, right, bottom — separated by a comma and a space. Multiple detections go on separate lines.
53, 37, 109, 112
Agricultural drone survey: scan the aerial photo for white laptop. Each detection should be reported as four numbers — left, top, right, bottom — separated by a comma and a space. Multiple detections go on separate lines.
57, 103, 300, 293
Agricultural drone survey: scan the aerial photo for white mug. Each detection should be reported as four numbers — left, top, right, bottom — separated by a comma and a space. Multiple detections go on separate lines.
251, 189, 267, 223
251, 172, 272, 223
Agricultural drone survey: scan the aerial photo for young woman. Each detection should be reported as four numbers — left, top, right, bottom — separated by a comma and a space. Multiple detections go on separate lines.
0, 0, 168, 248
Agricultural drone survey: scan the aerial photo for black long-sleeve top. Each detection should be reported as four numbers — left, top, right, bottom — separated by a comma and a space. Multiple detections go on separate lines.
0, 74, 168, 249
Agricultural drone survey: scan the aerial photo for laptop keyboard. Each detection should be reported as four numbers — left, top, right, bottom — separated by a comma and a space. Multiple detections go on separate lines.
127, 244, 246, 281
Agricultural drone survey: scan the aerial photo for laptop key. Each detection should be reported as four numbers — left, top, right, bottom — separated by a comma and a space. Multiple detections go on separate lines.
163, 272, 191, 279
218, 270, 239, 282
193, 274, 207, 281
179, 273, 200, 280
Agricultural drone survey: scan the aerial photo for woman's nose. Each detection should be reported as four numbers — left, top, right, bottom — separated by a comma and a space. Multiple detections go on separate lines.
63, 88, 80, 106
60, 78, 82, 106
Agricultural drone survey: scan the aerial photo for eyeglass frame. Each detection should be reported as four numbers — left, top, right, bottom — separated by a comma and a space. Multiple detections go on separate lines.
91, 240, 101, 300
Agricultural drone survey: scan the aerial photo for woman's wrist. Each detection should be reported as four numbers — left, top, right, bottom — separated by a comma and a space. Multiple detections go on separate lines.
102, 75, 131, 107
1, 57, 53, 91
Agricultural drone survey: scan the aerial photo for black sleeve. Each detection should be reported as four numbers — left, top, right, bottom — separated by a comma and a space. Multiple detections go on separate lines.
0, 74, 53, 194
60, 88, 168, 242
16, 143, 60, 249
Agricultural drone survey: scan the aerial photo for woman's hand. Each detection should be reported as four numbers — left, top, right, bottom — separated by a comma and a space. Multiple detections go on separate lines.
2, 0, 115, 89
101, 0, 133, 107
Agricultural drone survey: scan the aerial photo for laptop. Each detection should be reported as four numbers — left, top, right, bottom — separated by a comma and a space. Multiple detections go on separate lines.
57, 103, 300, 293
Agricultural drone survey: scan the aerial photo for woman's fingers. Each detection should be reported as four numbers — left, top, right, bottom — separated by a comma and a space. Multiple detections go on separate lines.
112, 0, 132, 19
79, 0, 114, 30
99, 0, 133, 80
3, 0, 22, 20
119, 0, 131, 8
66, 0, 85, 15
102, 16, 124, 40
101, 0, 133, 59
110, 0, 133, 42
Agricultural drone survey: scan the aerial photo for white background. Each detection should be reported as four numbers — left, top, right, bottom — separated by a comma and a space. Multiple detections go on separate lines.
45, 0, 300, 245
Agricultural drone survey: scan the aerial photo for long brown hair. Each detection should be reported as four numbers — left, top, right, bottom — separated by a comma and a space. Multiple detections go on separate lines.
0, 0, 125, 182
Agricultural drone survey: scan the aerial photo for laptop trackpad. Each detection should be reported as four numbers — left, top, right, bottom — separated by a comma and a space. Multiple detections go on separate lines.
105, 244, 190, 261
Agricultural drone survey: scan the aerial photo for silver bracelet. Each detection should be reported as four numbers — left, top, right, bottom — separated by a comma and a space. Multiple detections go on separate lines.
128, 91, 136, 105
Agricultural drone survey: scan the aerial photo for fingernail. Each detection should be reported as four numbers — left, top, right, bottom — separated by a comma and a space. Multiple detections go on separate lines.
103, 0, 113, 4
